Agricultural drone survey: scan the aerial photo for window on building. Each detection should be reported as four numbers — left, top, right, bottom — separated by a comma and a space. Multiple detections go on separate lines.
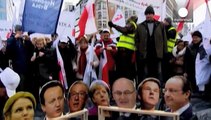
103, 21, 107, 28
102, 11, 107, 19
98, 11, 102, 19
97, 2, 101, 10
98, 21, 102, 28
102, 2, 106, 9
125, 11, 128, 19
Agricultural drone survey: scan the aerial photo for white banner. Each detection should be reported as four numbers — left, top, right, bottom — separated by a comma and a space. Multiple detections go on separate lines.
112, 8, 126, 36
108, 0, 141, 11
139, 0, 163, 12
56, 11, 76, 44
0, 20, 12, 40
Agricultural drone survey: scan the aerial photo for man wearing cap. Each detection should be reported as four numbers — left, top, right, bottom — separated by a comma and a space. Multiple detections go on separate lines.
135, 6, 167, 84
56, 36, 77, 87
137, 77, 161, 120
95, 29, 117, 86
6, 25, 34, 91
163, 17, 177, 53
163, 17, 177, 81
184, 31, 202, 94
108, 16, 138, 81
39, 80, 65, 120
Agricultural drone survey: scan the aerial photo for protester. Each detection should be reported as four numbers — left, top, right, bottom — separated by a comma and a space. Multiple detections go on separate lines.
39, 80, 65, 119
164, 75, 197, 120
3, 92, 36, 120
0, 37, 9, 69
57, 36, 77, 87
137, 77, 161, 120
108, 15, 137, 81
135, 6, 167, 84
163, 17, 177, 81
170, 40, 186, 76
94, 29, 117, 86
88, 80, 110, 119
51, 32, 59, 48
163, 17, 177, 53
6, 25, 34, 91
76, 36, 99, 80
195, 35, 211, 96
184, 31, 202, 93
112, 77, 138, 120
68, 81, 89, 113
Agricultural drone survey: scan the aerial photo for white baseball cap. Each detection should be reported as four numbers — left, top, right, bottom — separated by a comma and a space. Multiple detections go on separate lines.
59, 36, 69, 43
0, 67, 20, 97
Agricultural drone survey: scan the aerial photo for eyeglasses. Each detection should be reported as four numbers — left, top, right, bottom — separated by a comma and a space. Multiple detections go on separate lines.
70, 92, 87, 98
113, 90, 135, 96
162, 88, 182, 94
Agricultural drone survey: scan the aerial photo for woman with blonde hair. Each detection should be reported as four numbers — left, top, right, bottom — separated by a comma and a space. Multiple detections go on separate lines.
3, 92, 36, 120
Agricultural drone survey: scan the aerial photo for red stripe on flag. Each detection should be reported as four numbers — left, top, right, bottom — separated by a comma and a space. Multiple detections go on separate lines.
77, 8, 88, 39
58, 62, 64, 86
153, 15, 160, 21
102, 60, 109, 84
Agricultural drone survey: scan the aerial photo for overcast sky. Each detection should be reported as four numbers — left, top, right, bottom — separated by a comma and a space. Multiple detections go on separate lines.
65, 0, 80, 5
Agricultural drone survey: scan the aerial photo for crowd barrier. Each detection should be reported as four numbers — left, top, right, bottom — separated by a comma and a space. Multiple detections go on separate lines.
98, 106, 180, 120
52, 109, 88, 120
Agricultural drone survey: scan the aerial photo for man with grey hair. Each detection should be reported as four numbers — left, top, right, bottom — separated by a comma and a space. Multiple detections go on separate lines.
112, 77, 138, 120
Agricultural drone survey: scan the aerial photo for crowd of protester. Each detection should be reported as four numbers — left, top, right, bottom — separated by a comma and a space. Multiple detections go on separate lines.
0, 5, 211, 120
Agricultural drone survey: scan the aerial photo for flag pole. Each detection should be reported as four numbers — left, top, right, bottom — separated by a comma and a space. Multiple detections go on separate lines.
106, 0, 111, 21
106, 0, 112, 33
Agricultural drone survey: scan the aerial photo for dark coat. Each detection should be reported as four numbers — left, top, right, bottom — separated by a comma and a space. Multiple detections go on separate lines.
6, 35, 34, 74
111, 111, 139, 120
135, 20, 167, 59
162, 105, 198, 120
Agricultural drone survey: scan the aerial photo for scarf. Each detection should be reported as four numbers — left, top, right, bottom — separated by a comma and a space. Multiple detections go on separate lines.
78, 47, 87, 75
172, 46, 186, 57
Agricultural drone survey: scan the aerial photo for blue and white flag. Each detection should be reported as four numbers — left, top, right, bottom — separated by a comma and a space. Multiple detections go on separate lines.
22, 0, 63, 34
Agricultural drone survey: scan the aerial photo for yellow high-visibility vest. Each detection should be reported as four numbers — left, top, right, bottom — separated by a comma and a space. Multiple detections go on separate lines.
167, 26, 177, 53
117, 21, 137, 51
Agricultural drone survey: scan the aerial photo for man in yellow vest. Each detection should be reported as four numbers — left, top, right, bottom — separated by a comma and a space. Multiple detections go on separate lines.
163, 17, 177, 53
108, 16, 137, 81
163, 17, 177, 81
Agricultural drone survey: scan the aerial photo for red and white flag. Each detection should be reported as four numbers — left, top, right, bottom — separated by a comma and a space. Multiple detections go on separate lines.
77, 0, 97, 39
111, 9, 125, 36
98, 43, 109, 84
56, 42, 68, 90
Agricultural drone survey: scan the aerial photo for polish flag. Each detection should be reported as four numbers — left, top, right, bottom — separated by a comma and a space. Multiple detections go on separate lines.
112, 8, 126, 37
177, 0, 210, 32
98, 43, 109, 84
56, 41, 68, 90
153, 15, 160, 21
77, 0, 97, 39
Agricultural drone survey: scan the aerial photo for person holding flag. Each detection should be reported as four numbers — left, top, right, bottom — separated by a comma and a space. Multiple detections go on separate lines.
76, 36, 99, 86
108, 15, 138, 81
95, 29, 117, 86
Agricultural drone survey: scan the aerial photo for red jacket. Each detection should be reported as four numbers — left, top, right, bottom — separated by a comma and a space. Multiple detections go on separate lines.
95, 39, 117, 71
